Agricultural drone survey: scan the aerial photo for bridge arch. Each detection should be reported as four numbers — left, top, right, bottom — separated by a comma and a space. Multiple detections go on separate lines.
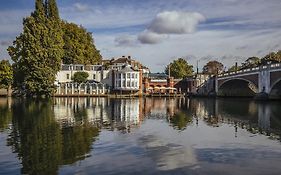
269, 78, 281, 99
218, 78, 258, 97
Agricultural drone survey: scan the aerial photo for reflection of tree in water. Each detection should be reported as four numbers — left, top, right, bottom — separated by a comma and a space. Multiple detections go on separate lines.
0, 99, 12, 131
169, 111, 193, 131
73, 103, 88, 123
7, 100, 99, 175
62, 123, 99, 164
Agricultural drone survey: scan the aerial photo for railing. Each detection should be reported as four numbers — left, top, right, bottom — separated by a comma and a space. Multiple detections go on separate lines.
218, 63, 281, 77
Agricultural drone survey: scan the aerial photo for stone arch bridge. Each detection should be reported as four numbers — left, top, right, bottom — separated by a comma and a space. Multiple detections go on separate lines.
216, 63, 281, 99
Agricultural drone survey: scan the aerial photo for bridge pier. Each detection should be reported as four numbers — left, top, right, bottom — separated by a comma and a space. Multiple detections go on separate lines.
258, 69, 270, 94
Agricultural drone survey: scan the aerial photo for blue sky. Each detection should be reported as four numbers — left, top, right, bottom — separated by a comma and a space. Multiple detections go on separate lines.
0, 0, 281, 72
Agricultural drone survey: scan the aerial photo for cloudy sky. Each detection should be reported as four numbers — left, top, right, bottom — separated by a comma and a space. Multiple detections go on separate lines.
0, 0, 281, 72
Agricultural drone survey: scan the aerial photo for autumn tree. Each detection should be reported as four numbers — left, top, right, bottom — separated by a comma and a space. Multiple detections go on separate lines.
8, 0, 64, 97
62, 22, 102, 64
165, 58, 193, 79
202, 60, 224, 75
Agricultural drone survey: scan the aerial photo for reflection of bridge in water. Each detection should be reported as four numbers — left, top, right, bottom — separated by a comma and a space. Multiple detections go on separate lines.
190, 98, 281, 140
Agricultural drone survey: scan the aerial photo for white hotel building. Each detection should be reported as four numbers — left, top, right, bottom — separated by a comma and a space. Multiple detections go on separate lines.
55, 56, 146, 95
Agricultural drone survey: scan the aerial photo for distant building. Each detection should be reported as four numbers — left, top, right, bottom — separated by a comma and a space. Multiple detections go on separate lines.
174, 73, 212, 95
55, 56, 147, 95
112, 64, 141, 93
143, 73, 176, 94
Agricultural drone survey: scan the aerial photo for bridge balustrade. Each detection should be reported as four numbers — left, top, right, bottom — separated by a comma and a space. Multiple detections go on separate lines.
218, 63, 281, 78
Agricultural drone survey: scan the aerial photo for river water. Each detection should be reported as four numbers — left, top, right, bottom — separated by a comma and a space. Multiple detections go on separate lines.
0, 97, 281, 175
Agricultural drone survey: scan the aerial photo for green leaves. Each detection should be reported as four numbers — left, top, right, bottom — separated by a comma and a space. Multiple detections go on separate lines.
261, 51, 281, 64
8, 0, 101, 97
0, 60, 13, 89
165, 58, 193, 79
72, 72, 89, 84
62, 22, 102, 65
203, 60, 224, 75
242, 57, 260, 69
8, 0, 64, 97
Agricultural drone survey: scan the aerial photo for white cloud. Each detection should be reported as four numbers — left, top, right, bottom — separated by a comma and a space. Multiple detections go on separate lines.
115, 35, 138, 47
73, 3, 90, 12
136, 11, 205, 45
137, 30, 167, 44
148, 11, 205, 34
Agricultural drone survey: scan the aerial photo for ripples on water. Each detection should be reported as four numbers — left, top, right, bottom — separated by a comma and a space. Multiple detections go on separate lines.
0, 97, 281, 175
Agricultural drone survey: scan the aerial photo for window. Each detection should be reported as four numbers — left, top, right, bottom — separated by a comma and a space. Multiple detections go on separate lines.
67, 74, 70, 79
123, 73, 126, 79
132, 81, 134, 87
132, 74, 135, 78
135, 74, 138, 79
122, 80, 126, 87
93, 74, 96, 79
127, 73, 130, 78
127, 81, 130, 87
118, 73, 121, 79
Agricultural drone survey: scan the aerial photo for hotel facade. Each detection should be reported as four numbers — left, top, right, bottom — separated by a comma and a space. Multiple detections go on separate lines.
55, 56, 149, 96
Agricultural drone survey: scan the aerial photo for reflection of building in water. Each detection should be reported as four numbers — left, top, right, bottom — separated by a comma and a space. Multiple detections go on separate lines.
143, 98, 180, 118
53, 98, 142, 131
113, 99, 140, 124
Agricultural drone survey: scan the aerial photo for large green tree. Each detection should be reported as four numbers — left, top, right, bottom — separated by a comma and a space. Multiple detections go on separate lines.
62, 22, 102, 64
165, 58, 193, 79
8, 0, 64, 97
0, 60, 13, 89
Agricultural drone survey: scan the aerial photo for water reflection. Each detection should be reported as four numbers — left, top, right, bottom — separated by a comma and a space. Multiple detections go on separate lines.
190, 98, 281, 139
5, 99, 99, 175
0, 97, 281, 175
52, 97, 281, 140
0, 98, 12, 131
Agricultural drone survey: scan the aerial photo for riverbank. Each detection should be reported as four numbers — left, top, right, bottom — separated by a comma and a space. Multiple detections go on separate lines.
53, 93, 184, 98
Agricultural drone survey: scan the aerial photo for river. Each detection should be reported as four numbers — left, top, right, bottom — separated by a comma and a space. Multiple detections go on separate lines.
0, 97, 281, 175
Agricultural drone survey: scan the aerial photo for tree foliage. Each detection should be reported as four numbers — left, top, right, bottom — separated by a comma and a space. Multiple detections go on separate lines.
8, 100, 99, 174
242, 57, 260, 69
0, 60, 13, 89
8, 0, 64, 97
62, 22, 102, 64
72, 72, 89, 84
165, 58, 193, 79
170, 112, 192, 131
261, 51, 281, 65
228, 64, 242, 72
202, 60, 224, 75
